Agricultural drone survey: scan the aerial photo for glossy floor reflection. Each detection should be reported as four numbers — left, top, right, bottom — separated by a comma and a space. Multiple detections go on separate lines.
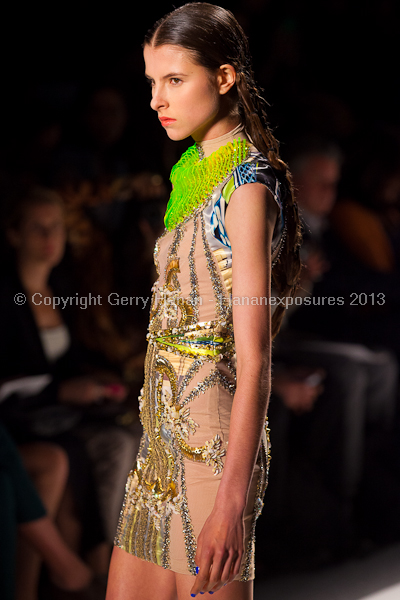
254, 543, 400, 600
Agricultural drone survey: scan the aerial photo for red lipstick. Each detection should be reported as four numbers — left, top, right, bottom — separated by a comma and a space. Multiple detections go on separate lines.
159, 117, 176, 127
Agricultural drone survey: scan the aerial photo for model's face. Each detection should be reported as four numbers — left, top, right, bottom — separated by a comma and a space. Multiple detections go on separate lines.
144, 44, 224, 142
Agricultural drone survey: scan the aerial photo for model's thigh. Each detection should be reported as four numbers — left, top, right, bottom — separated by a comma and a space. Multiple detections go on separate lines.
106, 546, 177, 600
175, 573, 253, 600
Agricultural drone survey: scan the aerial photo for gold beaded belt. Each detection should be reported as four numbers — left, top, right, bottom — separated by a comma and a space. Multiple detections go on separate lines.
147, 322, 234, 360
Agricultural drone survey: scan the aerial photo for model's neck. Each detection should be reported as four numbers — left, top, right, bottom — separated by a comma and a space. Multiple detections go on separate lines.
197, 123, 249, 158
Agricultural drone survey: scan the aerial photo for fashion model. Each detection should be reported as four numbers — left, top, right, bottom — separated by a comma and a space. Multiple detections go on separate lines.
106, 3, 301, 599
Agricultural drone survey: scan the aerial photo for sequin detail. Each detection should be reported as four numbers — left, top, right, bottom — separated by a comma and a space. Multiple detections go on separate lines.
165, 138, 250, 230
115, 136, 282, 579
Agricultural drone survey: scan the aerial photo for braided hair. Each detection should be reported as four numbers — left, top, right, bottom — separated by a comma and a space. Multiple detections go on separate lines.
145, 2, 302, 338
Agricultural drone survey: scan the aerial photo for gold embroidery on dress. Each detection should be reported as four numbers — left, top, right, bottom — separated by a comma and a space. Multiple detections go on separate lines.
116, 174, 270, 580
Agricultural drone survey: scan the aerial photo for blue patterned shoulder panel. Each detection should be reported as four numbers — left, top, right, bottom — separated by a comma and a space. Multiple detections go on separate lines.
203, 150, 285, 256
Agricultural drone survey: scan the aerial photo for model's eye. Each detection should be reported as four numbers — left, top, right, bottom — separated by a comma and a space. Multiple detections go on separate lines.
170, 78, 181, 85
145, 77, 155, 87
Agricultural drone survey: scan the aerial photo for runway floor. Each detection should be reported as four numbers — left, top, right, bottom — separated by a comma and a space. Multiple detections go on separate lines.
254, 543, 400, 600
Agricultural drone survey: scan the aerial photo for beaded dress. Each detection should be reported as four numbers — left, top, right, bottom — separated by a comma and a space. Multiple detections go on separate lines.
115, 126, 286, 580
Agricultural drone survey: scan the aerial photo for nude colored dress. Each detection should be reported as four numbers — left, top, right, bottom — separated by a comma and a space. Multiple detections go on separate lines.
115, 133, 286, 580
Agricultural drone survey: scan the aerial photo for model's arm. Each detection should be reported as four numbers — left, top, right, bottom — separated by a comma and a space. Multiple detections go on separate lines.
191, 183, 278, 596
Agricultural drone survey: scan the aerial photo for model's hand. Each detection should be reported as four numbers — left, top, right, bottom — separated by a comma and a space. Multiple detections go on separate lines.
190, 503, 245, 595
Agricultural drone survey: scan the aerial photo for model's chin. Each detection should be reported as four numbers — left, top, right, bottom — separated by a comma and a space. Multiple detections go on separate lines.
164, 128, 190, 142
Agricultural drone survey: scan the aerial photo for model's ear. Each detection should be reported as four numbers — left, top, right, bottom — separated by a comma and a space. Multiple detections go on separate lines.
217, 64, 237, 95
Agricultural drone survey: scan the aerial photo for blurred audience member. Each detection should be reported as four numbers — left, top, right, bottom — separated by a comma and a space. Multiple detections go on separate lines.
0, 186, 139, 572
267, 138, 399, 564
15, 441, 69, 600
332, 132, 400, 272
0, 422, 92, 600
54, 85, 133, 189
56, 169, 168, 390
112, 172, 168, 342
272, 364, 325, 415
44, 85, 168, 374
328, 129, 400, 361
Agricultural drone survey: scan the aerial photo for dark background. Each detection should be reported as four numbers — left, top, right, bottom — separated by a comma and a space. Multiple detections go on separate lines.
2, 0, 399, 177
1, 0, 400, 583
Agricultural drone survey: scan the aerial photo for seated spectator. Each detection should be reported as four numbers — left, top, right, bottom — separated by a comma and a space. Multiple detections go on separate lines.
15, 440, 69, 600
0, 186, 139, 574
264, 138, 399, 565
272, 363, 325, 416
327, 129, 400, 362
0, 422, 92, 600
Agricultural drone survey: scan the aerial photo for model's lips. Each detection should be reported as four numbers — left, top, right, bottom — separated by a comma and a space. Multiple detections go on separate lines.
159, 117, 176, 126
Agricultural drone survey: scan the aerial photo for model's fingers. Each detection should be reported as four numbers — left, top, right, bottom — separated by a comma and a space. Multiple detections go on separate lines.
205, 549, 237, 592
223, 547, 243, 587
229, 549, 243, 582
191, 572, 210, 596
219, 549, 237, 587
206, 547, 229, 591
194, 540, 203, 571
190, 551, 212, 596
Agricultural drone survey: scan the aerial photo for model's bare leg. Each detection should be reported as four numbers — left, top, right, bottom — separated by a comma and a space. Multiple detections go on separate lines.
106, 546, 177, 600
16, 442, 69, 600
176, 573, 253, 600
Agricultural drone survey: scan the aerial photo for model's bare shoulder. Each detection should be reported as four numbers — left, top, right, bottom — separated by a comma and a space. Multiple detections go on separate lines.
225, 182, 278, 246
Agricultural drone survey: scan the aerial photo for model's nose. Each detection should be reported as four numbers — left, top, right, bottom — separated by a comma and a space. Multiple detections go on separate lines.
150, 86, 167, 112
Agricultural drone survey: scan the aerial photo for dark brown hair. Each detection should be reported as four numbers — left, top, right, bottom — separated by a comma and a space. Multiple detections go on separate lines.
4, 186, 65, 232
145, 2, 302, 338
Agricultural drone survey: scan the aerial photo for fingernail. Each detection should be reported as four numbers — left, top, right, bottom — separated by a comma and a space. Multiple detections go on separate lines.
209, 593, 214, 596
191, 595, 196, 598
195, 566, 199, 574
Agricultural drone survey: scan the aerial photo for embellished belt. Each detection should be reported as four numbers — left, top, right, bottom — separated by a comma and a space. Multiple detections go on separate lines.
147, 321, 234, 360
